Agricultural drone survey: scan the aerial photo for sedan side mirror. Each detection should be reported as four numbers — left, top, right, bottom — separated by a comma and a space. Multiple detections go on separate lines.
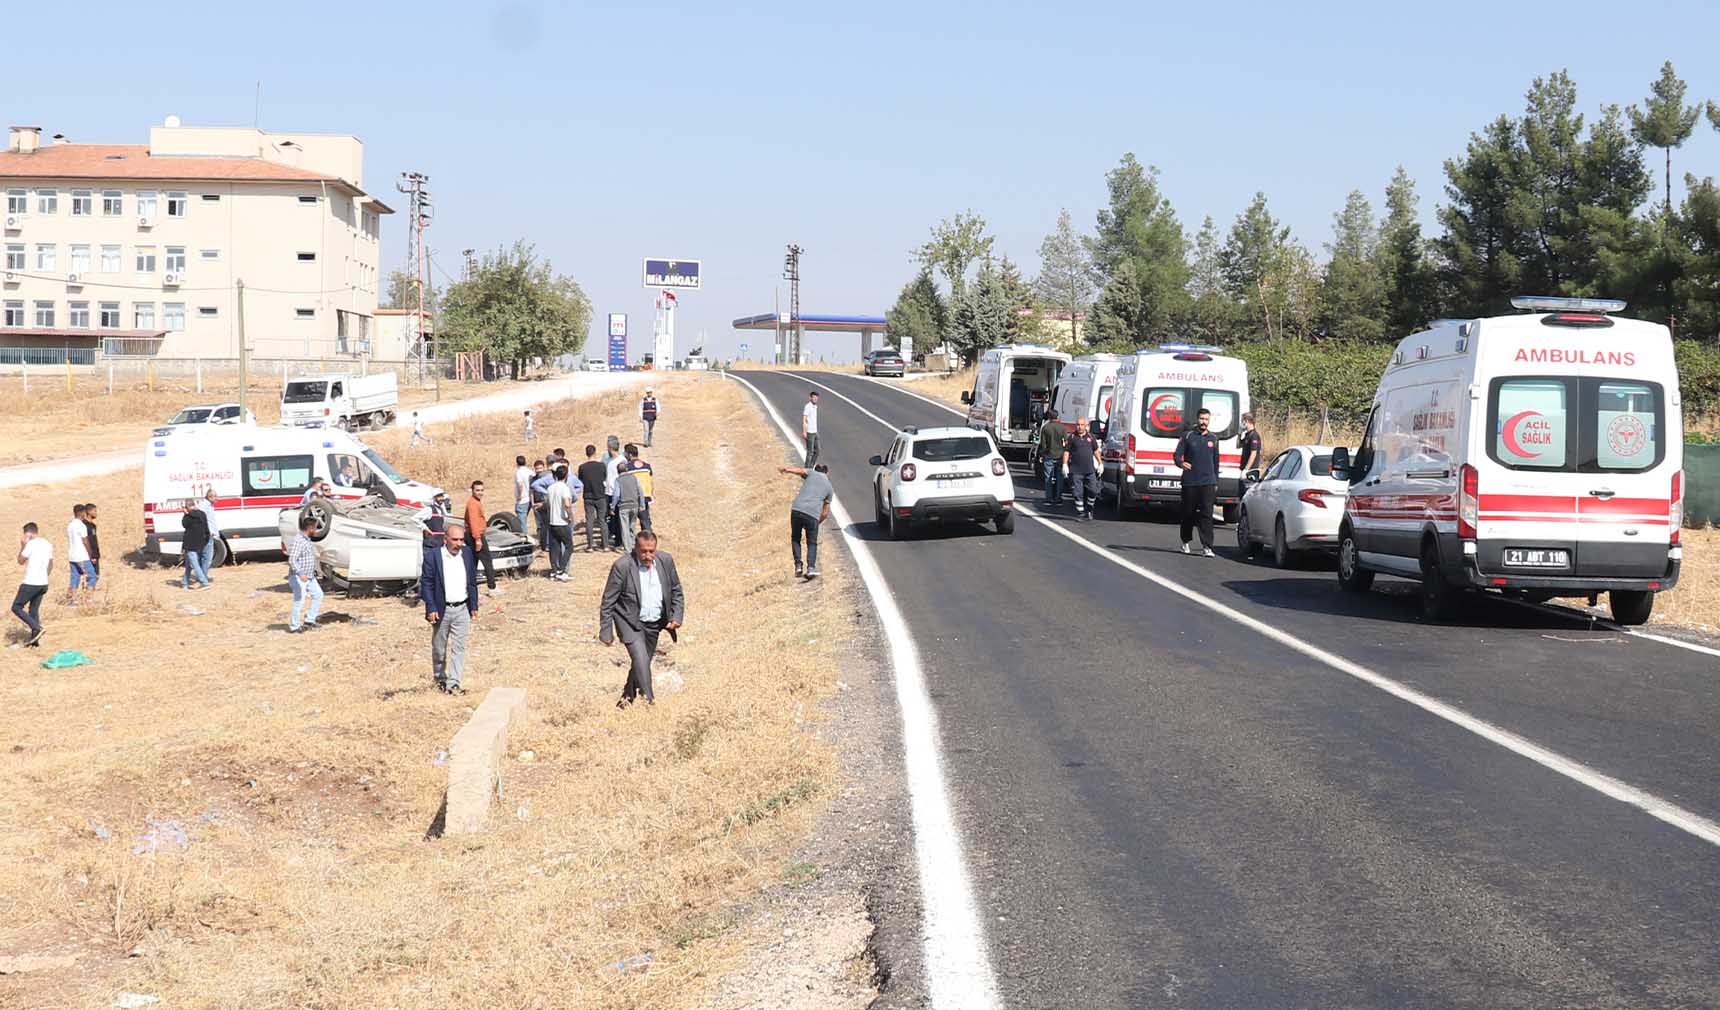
1329, 446, 1351, 482
1244, 470, 1261, 485
960, 391, 972, 405
868, 455, 885, 467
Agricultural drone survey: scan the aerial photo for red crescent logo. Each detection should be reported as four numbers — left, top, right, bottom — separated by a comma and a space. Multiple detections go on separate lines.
1149, 393, 1182, 428
1502, 410, 1541, 458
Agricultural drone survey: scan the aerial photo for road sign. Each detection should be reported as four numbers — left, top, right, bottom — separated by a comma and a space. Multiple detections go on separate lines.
739, 342, 749, 358
643, 258, 701, 290
607, 313, 627, 369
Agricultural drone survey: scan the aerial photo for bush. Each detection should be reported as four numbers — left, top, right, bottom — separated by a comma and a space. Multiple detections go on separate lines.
1224, 341, 1391, 429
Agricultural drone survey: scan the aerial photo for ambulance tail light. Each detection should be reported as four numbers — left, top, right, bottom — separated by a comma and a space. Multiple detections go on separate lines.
1126, 433, 1137, 471
1458, 463, 1479, 539
143, 502, 155, 534
1670, 470, 1683, 545
899, 463, 917, 482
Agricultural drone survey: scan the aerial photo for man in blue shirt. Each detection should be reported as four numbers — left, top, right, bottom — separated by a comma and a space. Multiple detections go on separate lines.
530, 460, 558, 553
1173, 407, 1221, 557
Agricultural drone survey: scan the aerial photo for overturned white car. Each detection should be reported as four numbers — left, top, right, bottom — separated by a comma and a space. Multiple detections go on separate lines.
277, 494, 535, 594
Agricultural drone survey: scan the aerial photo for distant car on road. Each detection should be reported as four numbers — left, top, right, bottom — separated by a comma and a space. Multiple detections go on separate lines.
584, 358, 610, 372
154, 402, 255, 435
870, 425, 1015, 538
863, 348, 907, 377
1236, 444, 1347, 567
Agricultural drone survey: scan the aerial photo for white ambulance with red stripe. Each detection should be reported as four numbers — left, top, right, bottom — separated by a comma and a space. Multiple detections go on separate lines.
143, 425, 441, 566
1100, 346, 1251, 521
1331, 297, 1681, 625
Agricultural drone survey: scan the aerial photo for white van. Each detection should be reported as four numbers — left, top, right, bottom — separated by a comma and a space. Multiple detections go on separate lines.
1331, 297, 1682, 625
142, 425, 442, 565
1100, 346, 1251, 521
280, 371, 399, 431
1050, 353, 1123, 435
962, 344, 1072, 456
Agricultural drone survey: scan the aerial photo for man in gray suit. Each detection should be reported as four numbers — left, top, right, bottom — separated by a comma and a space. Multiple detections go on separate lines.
597, 529, 684, 707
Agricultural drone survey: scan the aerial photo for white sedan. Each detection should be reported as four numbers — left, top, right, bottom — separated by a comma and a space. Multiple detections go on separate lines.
871, 425, 1016, 538
1236, 444, 1348, 567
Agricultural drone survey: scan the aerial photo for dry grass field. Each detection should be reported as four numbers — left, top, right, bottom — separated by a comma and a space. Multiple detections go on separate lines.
0, 373, 513, 467
0, 376, 867, 1008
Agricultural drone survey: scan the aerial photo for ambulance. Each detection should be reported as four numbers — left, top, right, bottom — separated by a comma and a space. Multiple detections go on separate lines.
1330, 296, 1682, 625
962, 344, 1072, 457
1100, 346, 1251, 521
142, 425, 442, 566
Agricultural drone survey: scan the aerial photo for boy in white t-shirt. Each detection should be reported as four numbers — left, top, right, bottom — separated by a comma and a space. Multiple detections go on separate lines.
14, 522, 52, 647
66, 503, 96, 601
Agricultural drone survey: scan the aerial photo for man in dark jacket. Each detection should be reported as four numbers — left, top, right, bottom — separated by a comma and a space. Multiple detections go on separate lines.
1060, 418, 1102, 521
180, 504, 212, 589
422, 520, 480, 695
598, 530, 684, 707
1037, 411, 1067, 503
1173, 407, 1221, 556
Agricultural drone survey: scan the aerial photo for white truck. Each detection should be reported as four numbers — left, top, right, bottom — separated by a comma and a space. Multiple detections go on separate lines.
280, 372, 399, 431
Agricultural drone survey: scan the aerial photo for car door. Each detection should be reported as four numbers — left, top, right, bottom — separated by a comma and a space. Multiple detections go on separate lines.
1275, 449, 1306, 537
1248, 451, 1289, 541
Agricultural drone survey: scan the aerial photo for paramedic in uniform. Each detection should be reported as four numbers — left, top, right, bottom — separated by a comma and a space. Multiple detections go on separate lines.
1174, 407, 1221, 557
640, 389, 660, 447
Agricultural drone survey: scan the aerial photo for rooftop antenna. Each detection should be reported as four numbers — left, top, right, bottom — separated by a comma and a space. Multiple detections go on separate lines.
254, 81, 261, 128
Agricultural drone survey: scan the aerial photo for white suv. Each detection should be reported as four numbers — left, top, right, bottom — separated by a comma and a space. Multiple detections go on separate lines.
870, 426, 1016, 538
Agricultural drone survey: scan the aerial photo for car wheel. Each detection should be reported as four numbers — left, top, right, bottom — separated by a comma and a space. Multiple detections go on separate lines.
1337, 528, 1374, 592
488, 511, 524, 535
210, 536, 230, 569
996, 511, 1016, 535
1609, 589, 1654, 626
1272, 517, 1293, 568
300, 496, 334, 542
875, 489, 888, 529
1419, 541, 1458, 622
887, 504, 908, 541
1237, 508, 1260, 558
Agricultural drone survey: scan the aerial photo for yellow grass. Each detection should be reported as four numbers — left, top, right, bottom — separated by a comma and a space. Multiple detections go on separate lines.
0, 376, 861, 1008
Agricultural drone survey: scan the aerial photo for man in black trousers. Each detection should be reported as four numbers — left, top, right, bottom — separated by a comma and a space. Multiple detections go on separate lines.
1174, 407, 1221, 557
597, 530, 684, 707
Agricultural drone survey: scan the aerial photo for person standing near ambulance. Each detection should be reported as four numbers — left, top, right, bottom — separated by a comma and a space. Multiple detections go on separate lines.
1175, 407, 1221, 557
1238, 412, 1263, 479
1060, 418, 1102, 521
640, 389, 660, 447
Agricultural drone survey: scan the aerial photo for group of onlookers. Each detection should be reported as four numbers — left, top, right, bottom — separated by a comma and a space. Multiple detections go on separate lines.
11, 501, 105, 648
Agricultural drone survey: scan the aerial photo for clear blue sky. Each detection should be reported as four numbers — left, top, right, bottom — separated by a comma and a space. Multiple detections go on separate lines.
11, 1, 1720, 363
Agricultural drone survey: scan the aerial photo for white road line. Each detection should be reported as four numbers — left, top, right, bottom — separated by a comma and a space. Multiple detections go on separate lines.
805, 371, 1720, 850
725, 371, 1002, 1010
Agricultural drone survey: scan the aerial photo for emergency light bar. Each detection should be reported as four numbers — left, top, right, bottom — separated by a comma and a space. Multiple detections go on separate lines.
1156, 344, 1222, 353
1510, 296, 1626, 314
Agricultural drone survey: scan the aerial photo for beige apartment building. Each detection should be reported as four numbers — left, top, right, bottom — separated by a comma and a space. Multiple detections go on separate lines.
0, 119, 391, 364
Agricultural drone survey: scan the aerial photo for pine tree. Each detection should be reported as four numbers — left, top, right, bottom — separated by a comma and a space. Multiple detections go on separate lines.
948, 260, 1014, 364
1034, 209, 1094, 344
1219, 192, 1292, 337
1437, 115, 1527, 315
914, 212, 994, 299
1086, 154, 1190, 333
997, 256, 1041, 343
885, 269, 947, 355
1319, 190, 1387, 341
1628, 62, 1703, 220
1185, 215, 1238, 342
1379, 167, 1439, 335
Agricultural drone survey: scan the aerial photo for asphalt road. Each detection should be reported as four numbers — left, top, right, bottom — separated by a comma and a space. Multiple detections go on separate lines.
740, 369, 1720, 1010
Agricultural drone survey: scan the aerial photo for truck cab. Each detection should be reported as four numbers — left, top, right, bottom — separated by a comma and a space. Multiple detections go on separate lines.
280, 371, 399, 431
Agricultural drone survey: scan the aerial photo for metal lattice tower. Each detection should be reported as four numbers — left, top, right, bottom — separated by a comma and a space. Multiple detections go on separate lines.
395, 172, 432, 382
784, 244, 803, 365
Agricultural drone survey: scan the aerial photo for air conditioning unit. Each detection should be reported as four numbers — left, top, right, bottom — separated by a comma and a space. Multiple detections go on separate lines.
138, 216, 154, 228
66, 273, 81, 284
3, 216, 17, 228
163, 273, 181, 286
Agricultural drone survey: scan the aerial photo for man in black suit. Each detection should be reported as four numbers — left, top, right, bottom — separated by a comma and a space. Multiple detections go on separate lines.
597, 530, 684, 707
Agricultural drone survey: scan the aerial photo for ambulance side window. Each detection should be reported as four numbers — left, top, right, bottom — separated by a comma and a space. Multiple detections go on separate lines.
243, 454, 314, 495
1353, 405, 1381, 483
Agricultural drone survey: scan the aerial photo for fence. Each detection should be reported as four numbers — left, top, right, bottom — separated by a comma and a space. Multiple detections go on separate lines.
0, 345, 97, 366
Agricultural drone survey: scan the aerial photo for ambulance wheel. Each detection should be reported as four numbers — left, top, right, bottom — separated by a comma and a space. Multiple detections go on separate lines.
299, 496, 334, 542
1608, 590, 1654, 626
488, 511, 523, 535
995, 511, 1016, 535
210, 537, 230, 569
1337, 528, 1373, 592
1221, 503, 1240, 526
1110, 476, 1133, 519
1236, 508, 1261, 559
1418, 542, 1458, 622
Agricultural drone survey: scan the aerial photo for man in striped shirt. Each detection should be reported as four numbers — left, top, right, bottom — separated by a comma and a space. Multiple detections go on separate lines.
286, 515, 323, 633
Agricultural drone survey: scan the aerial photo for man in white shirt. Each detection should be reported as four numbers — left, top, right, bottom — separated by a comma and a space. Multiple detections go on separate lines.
544, 465, 575, 581
410, 411, 433, 447
66, 504, 95, 601
513, 454, 533, 532
13, 521, 52, 647
801, 391, 821, 467
522, 409, 535, 443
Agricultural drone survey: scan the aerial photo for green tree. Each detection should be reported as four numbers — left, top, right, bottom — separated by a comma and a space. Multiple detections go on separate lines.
914, 212, 994, 299
1319, 190, 1387, 341
1220, 192, 1293, 337
947, 260, 1014, 364
438, 242, 591, 379
885, 268, 947, 355
1437, 114, 1526, 314
1086, 154, 1190, 333
1086, 261, 1152, 349
997, 255, 1042, 343
1673, 174, 1720, 339
1378, 167, 1439, 335
1628, 61, 1703, 219
1034, 208, 1094, 344
1185, 215, 1240, 343
384, 269, 439, 317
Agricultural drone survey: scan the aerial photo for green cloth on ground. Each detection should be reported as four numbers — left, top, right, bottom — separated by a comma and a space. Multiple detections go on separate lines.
40, 649, 93, 669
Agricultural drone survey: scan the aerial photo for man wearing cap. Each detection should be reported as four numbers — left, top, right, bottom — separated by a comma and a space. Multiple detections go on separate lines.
640, 389, 661, 447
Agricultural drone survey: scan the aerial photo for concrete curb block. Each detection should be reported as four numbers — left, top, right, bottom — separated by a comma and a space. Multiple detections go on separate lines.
444, 686, 528, 835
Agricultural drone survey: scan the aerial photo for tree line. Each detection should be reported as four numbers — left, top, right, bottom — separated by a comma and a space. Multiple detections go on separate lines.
889, 63, 1720, 363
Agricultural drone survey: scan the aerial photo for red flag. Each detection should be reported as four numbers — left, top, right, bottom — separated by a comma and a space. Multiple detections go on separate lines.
663, 290, 677, 304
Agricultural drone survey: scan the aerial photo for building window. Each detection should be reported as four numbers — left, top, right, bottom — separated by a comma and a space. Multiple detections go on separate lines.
165, 246, 186, 273
298, 195, 319, 205
71, 190, 92, 216
100, 245, 121, 272
201, 193, 221, 202
35, 245, 56, 271
34, 301, 55, 328
134, 302, 155, 329
69, 245, 90, 274
163, 303, 186, 331
99, 302, 121, 328
5, 189, 25, 215
295, 307, 316, 320
135, 247, 156, 274
68, 301, 90, 328
102, 190, 123, 216
2, 301, 21, 326
4, 244, 23, 271
297, 252, 317, 262
166, 191, 188, 218
197, 305, 218, 318
137, 191, 159, 219
36, 189, 57, 214
199, 248, 220, 260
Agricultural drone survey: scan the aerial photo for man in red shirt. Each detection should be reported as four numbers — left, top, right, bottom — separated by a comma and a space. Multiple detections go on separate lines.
463, 480, 500, 594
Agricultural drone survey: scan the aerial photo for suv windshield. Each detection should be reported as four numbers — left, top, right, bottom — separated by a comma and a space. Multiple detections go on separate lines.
1143, 388, 1239, 439
362, 448, 406, 483
168, 407, 213, 424
914, 436, 992, 462
283, 380, 328, 403
1488, 376, 1665, 473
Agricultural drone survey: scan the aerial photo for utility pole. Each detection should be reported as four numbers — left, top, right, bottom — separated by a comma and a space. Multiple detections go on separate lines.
236, 278, 249, 421
462, 248, 476, 281
396, 172, 432, 386
783, 244, 803, 365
